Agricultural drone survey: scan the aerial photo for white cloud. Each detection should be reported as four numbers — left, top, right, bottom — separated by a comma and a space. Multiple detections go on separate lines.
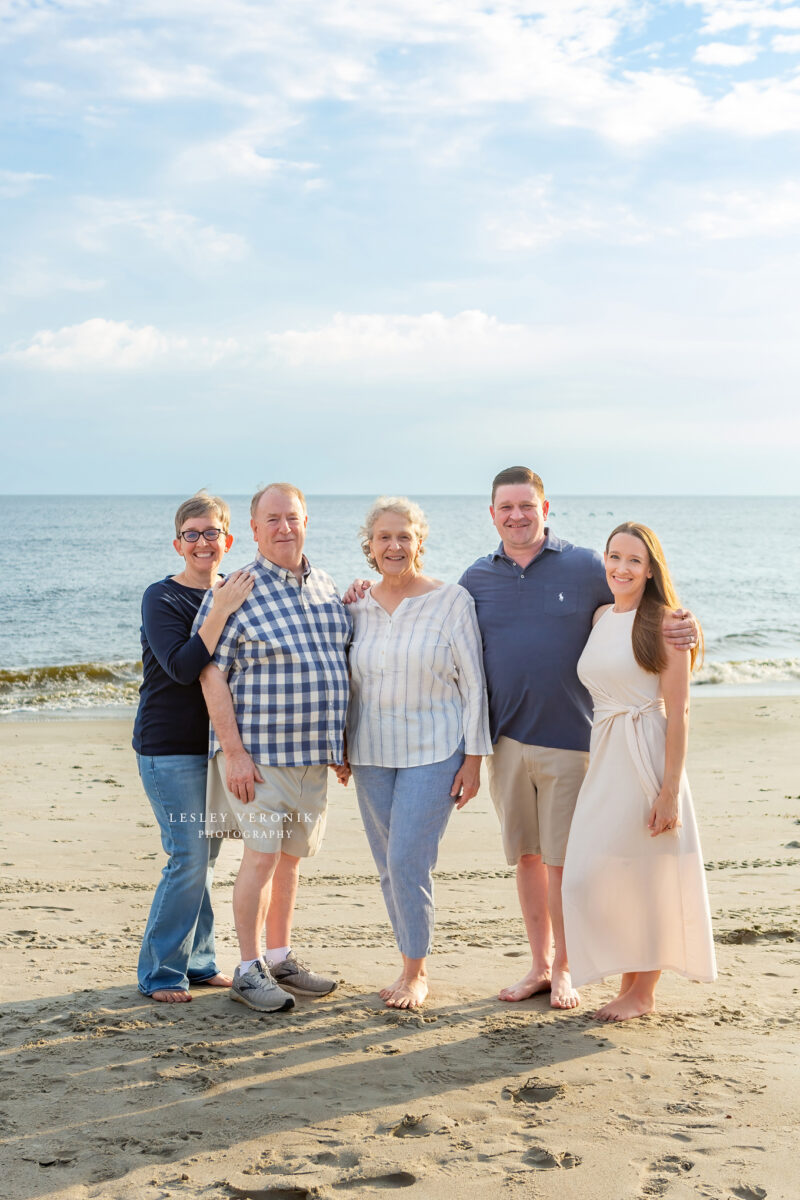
1, 258, 105, 299
5, 0, 800, 149
485, 175, 653, 251
694, 41, 759, 65
772, 32, 800, 51
264, 309, 569, 373
5, 319, 179, 369
686, 182, 800, 238
0, 169, 50, 198
691, 0, 800, 35
174, 125, 314, 184
77, 200, 248, 267
3, 318, 237, 370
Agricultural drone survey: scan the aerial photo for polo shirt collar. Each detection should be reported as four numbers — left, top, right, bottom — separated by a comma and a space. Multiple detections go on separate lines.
255, 551, 312, 583
491, 527, 564, 564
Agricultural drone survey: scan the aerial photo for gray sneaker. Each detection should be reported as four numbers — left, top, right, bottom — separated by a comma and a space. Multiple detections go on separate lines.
269, 952, 337, 997
230, 961, 295, 1012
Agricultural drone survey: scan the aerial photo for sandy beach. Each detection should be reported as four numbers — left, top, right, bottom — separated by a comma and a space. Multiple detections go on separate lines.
1, 695, 797, 1200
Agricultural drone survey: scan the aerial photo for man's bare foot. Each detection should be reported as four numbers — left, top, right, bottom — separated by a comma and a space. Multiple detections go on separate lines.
379, 973, 404, 1000
550, 966, 580, 1010
194, 972, 233, 988
498, 968, 552, 1002
385, 977, 428, 1009
149, 989, 191, 1003
592, 994, 655, 1022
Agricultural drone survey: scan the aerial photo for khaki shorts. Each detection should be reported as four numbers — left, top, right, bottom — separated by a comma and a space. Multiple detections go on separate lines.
206, 752, 328, 857
487, 737, 589, 867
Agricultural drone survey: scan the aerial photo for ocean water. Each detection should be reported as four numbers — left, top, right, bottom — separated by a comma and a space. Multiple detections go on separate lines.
3, 494, 799, 714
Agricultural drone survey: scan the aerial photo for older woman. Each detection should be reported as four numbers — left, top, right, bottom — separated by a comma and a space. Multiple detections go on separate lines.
133, 492, 253, 1002
344, 497, 492, 1009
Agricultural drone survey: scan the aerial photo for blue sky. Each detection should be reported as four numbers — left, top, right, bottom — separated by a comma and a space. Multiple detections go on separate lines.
1, 0, 799, 494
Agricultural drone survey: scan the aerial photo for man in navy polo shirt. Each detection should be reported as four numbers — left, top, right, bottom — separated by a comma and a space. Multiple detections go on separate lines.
459, 466, 694, 1010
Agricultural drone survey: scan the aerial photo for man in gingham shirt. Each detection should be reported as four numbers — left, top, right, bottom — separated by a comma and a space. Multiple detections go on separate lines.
197, 482, 350, 1013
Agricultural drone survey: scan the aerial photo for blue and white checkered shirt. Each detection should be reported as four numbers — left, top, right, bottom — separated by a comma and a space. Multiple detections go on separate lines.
193, 553, 351, 767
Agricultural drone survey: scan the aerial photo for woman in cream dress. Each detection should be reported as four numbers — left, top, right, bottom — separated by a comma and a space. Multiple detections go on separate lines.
562, 522, 716, 1022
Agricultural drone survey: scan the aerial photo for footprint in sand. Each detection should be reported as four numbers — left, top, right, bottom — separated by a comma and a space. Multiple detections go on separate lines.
332, 1173, 417, 1191
639, 1154, 694, 1197
732, 1187, 767, 1200
522, 1147, 581, 1170
390, 1110, 457, 1137
225, 1178, 417, 1199
503, 1078, 566, 1104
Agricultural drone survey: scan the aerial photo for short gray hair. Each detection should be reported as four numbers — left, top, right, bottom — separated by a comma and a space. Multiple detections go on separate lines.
359, 496, 429, 572
250, 482, 307, 517
174, 491, 230, 537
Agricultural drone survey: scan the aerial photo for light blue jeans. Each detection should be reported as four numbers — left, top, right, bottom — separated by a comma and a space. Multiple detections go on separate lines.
136, 754, 222, 995
352, 743, 464, 959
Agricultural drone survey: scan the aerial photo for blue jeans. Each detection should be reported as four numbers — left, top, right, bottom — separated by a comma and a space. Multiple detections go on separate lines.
136, 754, 221, 995
352, 743, 464, 959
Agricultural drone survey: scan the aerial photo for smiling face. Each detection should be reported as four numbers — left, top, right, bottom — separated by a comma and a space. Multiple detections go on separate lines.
173, 512, 233, 586
490, 483, 550, 561
368, 510, 422, 581
605, 531, 653, 606
251, 487, 307, 570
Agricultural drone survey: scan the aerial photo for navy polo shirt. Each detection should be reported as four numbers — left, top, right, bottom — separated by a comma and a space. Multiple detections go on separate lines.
459, 531, 611, 753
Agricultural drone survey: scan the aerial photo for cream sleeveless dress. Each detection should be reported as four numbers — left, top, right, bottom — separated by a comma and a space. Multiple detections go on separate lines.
562, 607, 716, 988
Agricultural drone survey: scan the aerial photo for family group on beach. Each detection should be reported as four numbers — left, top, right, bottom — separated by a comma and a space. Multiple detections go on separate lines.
132, 466, 716, 1026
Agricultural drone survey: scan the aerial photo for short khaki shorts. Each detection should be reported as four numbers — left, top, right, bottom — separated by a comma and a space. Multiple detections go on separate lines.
487, 736, 589, 867
206, 752, 328, 857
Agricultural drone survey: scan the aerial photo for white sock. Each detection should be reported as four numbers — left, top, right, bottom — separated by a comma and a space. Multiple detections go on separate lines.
266, 946, 290, 966
239, 957, 262, 974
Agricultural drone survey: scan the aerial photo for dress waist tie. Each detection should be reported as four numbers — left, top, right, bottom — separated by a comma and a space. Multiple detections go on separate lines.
592, 697, 666, 802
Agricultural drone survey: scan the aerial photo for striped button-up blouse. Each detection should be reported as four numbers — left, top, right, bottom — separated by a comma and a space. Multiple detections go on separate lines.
346, 583, 492, 768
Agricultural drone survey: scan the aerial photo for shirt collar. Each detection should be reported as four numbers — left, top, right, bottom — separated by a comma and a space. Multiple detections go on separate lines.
491, 527, 564, 565
254, 551, 312, 583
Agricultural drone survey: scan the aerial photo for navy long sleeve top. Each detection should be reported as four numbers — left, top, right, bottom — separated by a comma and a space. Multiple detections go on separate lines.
131, 576, 214, 756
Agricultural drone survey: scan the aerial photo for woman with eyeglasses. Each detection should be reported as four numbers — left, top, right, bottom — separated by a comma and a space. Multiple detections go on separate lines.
132, 491, 254, 1002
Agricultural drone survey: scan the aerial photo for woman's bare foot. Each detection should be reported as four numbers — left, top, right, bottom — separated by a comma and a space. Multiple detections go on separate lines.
379, 973, 405, 1000
498, 968, 552, 1002
149, 989, 191, 1003
592, 992, 655, 1022
592, 976, 635, 1020
550, 966, 580, 1010
196, 972, 233, 988
385, 976, 428, 1009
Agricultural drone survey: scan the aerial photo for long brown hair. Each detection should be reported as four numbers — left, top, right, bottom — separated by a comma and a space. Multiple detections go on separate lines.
605, 522, 703, 674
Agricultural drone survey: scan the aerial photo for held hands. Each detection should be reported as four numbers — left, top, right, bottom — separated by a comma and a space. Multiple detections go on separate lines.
450, 755, 482, 810
212, 570, 255, 617
663, 608, 699, 651
226, 750, 263, 804
648, 788, 682, 837
342, 579, 372, 605
330, 761, 351, 786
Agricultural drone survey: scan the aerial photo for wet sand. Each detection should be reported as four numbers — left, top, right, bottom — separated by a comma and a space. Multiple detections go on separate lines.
1, 696, 798, 1200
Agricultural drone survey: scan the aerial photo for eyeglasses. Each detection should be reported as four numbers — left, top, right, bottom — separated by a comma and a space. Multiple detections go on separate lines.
178, 528, 225, 543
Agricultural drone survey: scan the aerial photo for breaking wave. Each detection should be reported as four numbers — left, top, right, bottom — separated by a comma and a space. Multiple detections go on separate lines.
0, 661, 142, 714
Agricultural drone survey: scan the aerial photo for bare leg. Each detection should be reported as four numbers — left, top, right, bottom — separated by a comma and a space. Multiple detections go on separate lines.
233, 847, 279, 960
265, 852, 300, 951
593, 971, 660, 1022
385, 955, 428, 1009
546, 865, 579, 1010
499, 854, 553, 1001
